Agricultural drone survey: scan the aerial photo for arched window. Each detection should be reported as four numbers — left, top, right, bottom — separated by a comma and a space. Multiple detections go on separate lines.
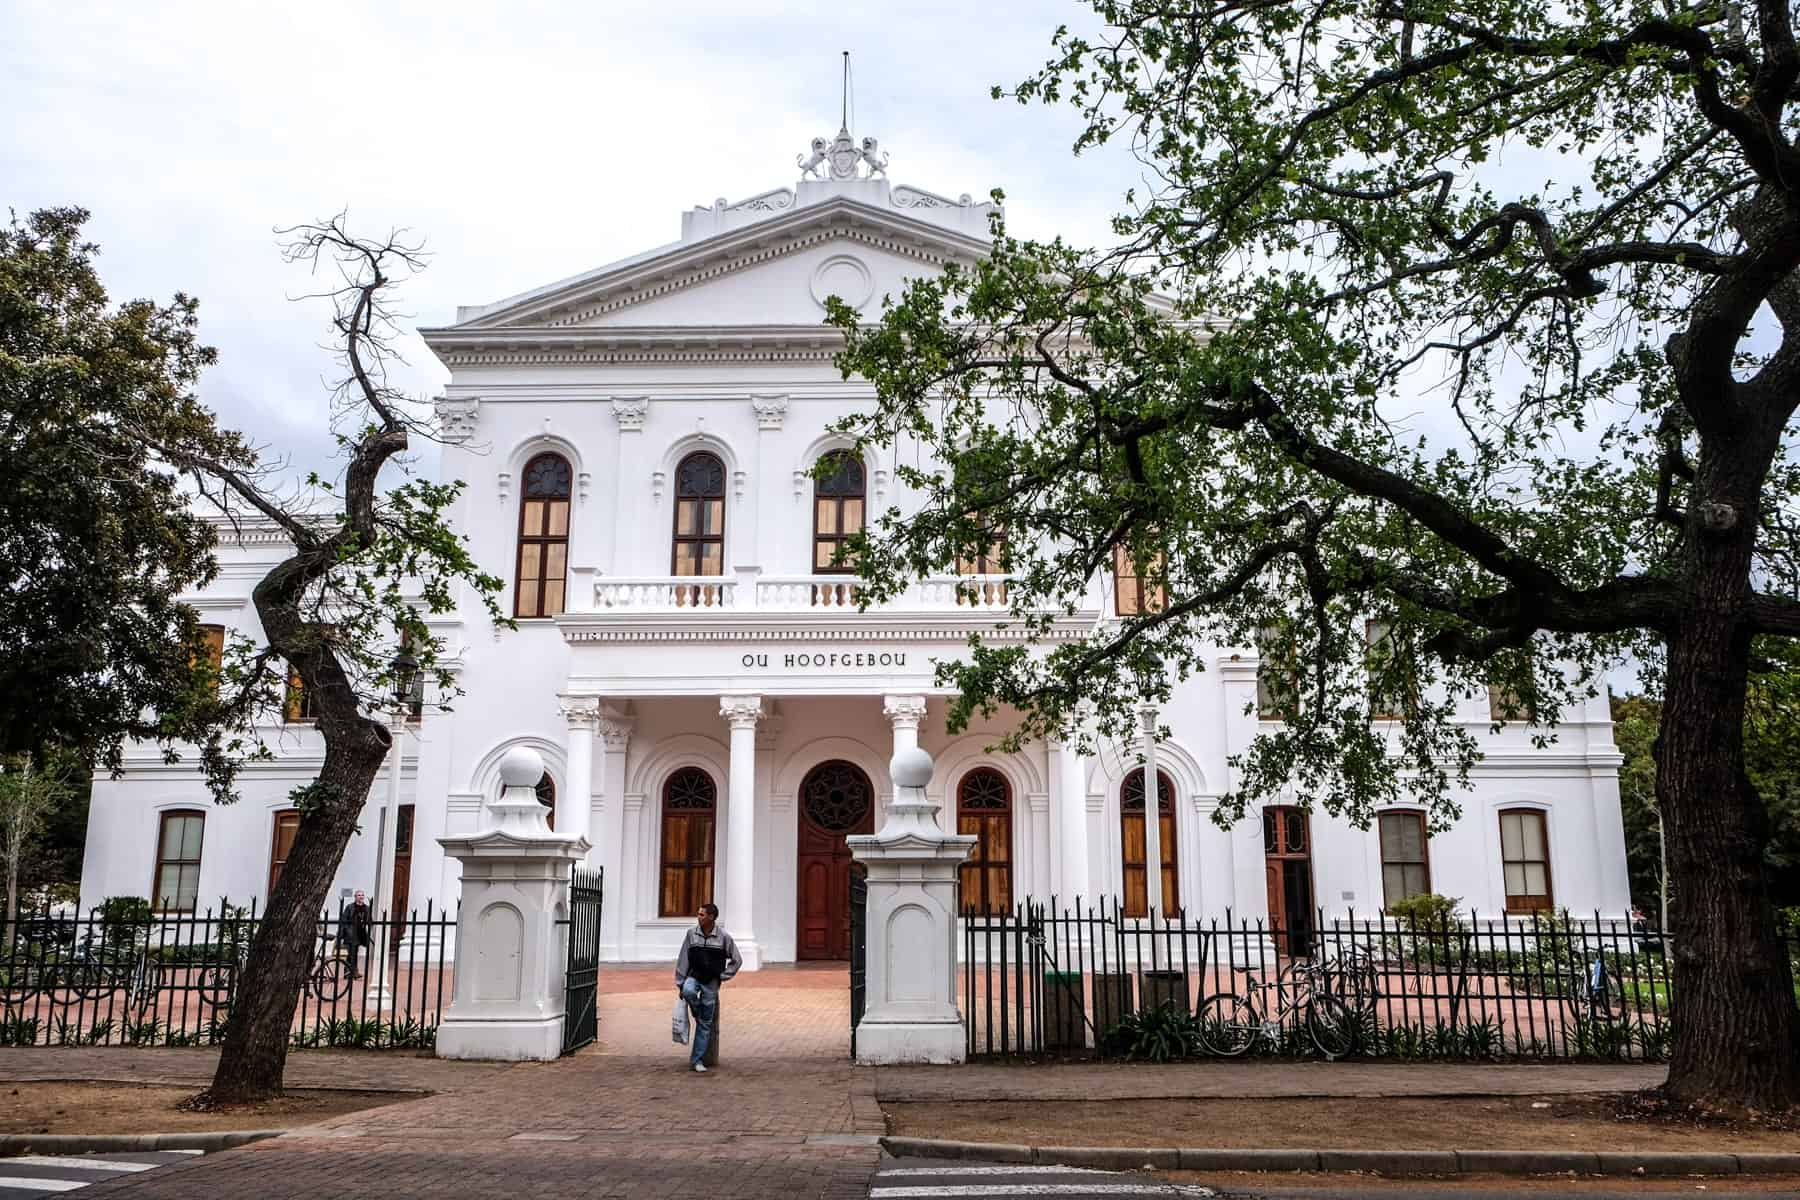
1120, 768, 1179, 917
536, 772, 556, 830
658, 767, 717, 917
671, 451, 727, 604
956, 768, 1013, 915
515, 453, 572, 618
813, 451, 866, 575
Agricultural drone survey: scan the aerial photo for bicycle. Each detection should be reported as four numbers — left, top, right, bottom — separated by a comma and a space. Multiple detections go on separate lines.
1566, 952, 1624, 1024
1197, 958, 1360, 1059
197, 937, 352, 1010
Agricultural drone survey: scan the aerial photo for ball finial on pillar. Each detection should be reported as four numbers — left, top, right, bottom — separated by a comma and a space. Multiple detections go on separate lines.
497, 745, 545, 791
890, 745, 933, 789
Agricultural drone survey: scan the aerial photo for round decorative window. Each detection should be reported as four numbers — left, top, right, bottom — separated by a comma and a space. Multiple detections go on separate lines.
801, 760, 872, 833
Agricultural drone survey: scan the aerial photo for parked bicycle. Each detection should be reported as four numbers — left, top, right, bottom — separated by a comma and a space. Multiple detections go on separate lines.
197, 936, 352, 1009
1, 930, 158, 1011
1567, 951, 1624, 1024
1197, 957, 1360, 1059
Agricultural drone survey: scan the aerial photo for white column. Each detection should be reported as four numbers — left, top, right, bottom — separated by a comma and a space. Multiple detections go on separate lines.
596, 705, 633, 960
720, 694, 764, 969
1141, 706, 1165, 916
557, 696, 598, 846
1055, 733, 1091, 903
883, 694, 927, 756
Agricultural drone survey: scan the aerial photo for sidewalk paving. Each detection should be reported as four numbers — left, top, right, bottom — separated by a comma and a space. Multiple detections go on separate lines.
0, 965, 1680, 1199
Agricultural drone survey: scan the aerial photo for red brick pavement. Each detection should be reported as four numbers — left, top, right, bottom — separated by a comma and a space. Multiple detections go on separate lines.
28, 963, 1669, 1199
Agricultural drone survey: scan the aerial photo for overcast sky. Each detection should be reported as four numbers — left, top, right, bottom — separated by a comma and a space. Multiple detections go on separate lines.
5, 0, 1132, 478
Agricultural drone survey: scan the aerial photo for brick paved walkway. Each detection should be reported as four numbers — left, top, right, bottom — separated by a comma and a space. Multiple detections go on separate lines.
6, 962, 1670, 1199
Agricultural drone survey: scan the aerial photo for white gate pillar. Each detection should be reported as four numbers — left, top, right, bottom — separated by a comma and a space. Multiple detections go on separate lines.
436, 746, 589, 1061
848, 747, 976, 1064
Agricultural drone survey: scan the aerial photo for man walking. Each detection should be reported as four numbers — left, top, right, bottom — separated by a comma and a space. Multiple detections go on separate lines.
674, 902, 741, 1072
338, 889, 373, 981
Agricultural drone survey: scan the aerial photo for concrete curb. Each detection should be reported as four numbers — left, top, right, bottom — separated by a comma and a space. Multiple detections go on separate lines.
0, 1130, 285, 1155
878, 1137, 1800, 1177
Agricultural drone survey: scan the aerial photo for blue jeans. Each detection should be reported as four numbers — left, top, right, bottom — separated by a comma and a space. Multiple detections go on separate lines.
681, 976, 718, 1067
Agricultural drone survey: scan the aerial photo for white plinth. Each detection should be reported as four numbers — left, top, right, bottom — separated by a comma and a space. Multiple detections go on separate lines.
847, 747, 976, 1066
435, 746, 590, 1062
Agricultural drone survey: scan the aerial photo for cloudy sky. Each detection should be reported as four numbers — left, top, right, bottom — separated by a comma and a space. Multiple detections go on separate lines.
6, 0, 1132, 477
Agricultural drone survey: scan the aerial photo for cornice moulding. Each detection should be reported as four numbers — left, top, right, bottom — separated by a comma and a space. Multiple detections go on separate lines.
558, 612, 1096, 644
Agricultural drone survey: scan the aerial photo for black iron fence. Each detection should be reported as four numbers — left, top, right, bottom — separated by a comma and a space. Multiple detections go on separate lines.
0, 899, 456, 1050
961, 899, 1789, 1062
561, 866, 603, 1055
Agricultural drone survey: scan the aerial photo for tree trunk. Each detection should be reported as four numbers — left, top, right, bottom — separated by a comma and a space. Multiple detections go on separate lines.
1655, 453, 1800, 1112
206, 727, 388, 1103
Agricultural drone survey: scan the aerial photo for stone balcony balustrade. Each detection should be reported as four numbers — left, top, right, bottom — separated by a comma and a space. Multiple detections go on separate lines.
581, 570, 1011, 614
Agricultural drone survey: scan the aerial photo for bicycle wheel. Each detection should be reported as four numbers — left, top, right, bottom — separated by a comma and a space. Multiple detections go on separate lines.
1305, 994, 1358, 1060
66, 961, 114, 1002
314, 956, 350, 1002
0, 960, 42, 1005
1585, 962, 1625, 1023
1195, 993, 1258, 1057
197, 965, 236, 1009
126, 959, 160, 1012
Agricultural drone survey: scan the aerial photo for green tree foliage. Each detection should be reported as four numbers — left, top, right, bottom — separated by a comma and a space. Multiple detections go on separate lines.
0, 208, 247, 773
829, 0, 1800, 1110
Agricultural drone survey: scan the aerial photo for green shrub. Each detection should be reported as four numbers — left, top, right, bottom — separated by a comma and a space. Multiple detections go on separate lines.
1098, 1003, 1201, 1062
1386, 893, 1462, 925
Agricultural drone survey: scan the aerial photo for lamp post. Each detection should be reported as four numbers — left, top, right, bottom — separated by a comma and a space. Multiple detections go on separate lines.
367, 647, 419, 1009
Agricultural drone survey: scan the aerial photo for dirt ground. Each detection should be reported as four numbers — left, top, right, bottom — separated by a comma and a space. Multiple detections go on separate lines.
0, 1082, 413, 1134
887, 1094, 1800, 1153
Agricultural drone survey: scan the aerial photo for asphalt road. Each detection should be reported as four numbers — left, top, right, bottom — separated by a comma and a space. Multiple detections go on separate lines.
0, 1151, 199, 1197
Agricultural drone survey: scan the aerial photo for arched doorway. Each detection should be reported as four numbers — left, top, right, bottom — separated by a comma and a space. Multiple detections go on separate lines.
796, 760, 875, 960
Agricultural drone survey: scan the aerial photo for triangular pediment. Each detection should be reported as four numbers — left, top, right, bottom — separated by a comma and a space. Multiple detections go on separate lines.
434, 198, 987, 334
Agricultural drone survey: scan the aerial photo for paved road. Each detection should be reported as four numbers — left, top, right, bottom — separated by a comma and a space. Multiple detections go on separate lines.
0, 1152, 199, 1197
870, 1155, 1215, 1198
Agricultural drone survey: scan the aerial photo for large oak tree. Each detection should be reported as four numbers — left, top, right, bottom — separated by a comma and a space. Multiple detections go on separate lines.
830, 1, 1800, 1111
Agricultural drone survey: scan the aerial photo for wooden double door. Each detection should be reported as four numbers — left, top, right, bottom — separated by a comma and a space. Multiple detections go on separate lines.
796, 760, 874, 960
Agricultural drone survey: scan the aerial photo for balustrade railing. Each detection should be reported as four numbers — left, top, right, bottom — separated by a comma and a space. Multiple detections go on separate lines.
587, 572, 1013, 614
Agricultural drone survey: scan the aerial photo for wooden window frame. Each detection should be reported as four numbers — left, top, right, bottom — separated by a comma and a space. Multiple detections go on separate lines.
1377, 809, 1432, 909
1120, 768, 1180, 917
1112, 545, 1167, 616
812, 451, 866, 576
268, 808, 301, 895
1365, 619, 1415, 721
1255, 627, 1302, 720
955, 768, 1014, 916
671, 451, 727, 580
514, 452, 573, 619
1487, 682, 1527, 724
283, 666, 319, 724
1499, 807, 1555, 913
658, 766, 718, 918
535, 772, 556, 831
152, 809, 206, 913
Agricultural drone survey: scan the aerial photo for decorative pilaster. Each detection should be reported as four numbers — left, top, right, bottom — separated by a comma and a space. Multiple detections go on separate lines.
750, 393, 789, 430
609, 396, 649, 431
557, 696, 600, 845
720, 695, 765, 969
610, 398, 647, 572
595, 705, 634, 959
433, 396, 480, 443
1140, 706, 1166, 916
1052, 731, 1091, 902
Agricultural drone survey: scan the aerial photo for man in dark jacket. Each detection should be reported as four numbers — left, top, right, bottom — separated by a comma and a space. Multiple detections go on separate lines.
673, 902, 741, 1072
338, 890, 373, 980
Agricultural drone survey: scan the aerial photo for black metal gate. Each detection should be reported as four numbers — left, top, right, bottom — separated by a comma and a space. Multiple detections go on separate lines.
848, 869, 867, 1059
562, 865, 603, 1055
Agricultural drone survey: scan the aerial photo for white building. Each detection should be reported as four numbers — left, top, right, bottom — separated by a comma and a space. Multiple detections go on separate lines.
81, 128, 1633, 965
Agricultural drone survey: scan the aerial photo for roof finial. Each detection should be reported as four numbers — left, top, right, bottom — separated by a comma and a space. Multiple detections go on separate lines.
798, 53, 887, 181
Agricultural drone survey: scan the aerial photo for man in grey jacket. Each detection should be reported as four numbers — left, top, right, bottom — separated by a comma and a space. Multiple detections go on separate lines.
674, 902, 741, 1072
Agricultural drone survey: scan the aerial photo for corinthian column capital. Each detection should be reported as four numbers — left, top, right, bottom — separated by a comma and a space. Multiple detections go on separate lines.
720, 694, 765, 730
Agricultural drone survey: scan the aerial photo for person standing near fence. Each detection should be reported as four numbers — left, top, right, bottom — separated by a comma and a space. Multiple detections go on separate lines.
673, 902, 740, 1073
337, 890, 373, 980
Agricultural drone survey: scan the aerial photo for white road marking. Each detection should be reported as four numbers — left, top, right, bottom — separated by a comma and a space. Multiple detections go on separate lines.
5, 1157, 157, 1173
0, 1179, 88, 1193
871, 1186, 1207, 1198
881, 1166, 1101, 1176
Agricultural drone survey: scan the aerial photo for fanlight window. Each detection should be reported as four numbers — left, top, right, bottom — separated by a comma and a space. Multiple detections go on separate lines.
1121, 768, 1179, 917
813, 451, 866, 575
659, 766, 718, 917
956, 768, 1013, 915
515, 453, 572, 618
672, 452, 727, 582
